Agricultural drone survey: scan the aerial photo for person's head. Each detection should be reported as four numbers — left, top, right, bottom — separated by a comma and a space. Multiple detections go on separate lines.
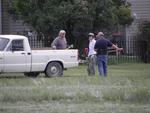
58, 30, 66, 38
88, 33, 95, 41
96, 32, 104, 39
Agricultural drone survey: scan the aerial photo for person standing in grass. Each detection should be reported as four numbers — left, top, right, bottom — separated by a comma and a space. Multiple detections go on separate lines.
94, 32, 123, 77
87, 33, 97, 75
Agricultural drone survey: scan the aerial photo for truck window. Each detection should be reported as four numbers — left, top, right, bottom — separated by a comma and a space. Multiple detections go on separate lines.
7, 40, 24, 51
0, 38, 9, 51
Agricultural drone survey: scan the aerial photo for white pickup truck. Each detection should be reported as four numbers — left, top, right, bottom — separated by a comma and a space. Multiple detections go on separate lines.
0, 35, 78, 77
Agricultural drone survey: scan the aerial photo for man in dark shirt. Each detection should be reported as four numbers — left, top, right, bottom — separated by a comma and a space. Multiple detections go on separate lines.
94, 32, 123, 77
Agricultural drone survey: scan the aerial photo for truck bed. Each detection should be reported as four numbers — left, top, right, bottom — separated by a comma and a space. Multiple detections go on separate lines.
31, 47, 52, 50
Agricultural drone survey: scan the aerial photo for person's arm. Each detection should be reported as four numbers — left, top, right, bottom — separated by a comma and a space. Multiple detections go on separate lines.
112, 44, 123, 51
94, 42, 98, 52
107, 39, 123, 51
51, 38, 58, 49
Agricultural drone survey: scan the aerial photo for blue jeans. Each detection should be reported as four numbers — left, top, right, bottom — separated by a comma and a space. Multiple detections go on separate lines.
97, 55, 108, 76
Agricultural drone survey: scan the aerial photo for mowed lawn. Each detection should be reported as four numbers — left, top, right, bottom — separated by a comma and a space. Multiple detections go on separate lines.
0, 63, 150, 113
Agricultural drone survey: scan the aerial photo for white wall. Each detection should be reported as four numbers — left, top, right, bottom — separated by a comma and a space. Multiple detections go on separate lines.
128, 0, 150, 20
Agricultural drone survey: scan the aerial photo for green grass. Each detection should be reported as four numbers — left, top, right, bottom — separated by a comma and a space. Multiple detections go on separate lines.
0, 63, 150, 113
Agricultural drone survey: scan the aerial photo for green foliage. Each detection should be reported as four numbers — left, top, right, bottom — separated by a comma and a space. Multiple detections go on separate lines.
117, 5, 133, 25
112, 0, 126, 6
11, 0, 133, 48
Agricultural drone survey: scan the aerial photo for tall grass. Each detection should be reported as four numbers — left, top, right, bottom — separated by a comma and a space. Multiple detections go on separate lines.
0, 63, 150, 113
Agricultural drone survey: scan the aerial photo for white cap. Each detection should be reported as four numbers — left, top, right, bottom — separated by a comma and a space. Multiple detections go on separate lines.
88, 33, 94, 36
59, 30, 66, 34
98, 32, 104, 36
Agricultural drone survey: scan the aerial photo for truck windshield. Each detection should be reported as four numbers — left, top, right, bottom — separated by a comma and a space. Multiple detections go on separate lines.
0, 38, 9, 51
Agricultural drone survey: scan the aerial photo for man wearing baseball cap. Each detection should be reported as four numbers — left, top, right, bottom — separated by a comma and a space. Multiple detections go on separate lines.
87, 32, 97, 75
94, 32, 123, 77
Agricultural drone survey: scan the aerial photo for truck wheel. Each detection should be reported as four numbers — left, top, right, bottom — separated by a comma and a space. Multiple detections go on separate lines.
24, 72, 39, 77
45, 62, 63, 77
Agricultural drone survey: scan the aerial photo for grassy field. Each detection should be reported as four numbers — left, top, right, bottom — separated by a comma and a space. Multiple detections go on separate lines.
0, 63, 150, 113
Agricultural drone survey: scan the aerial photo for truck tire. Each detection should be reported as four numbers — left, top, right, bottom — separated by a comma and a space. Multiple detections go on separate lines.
24, 72, 39, 77
45, 62, 63, 77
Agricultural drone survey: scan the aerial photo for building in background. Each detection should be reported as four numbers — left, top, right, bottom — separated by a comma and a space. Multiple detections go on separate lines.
0, 0, 30, 35
0, 0, 44, 48
126, 0, 150, 54
0, 0, 2, 34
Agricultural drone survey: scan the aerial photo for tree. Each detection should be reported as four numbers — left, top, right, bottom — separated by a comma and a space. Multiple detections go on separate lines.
10, 0, 133, 48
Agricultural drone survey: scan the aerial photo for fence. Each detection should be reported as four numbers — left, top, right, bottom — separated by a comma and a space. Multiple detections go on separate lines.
108, 39, 148, 64
28, 36, 45, 48
28, 36, 148, 64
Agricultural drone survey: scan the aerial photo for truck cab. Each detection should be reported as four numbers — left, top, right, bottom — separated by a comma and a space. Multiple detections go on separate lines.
0, 35, 78, 77
0, 35, 32, 73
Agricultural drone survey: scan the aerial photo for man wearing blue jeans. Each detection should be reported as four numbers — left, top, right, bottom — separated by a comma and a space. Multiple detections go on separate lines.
94, 32, 123, 77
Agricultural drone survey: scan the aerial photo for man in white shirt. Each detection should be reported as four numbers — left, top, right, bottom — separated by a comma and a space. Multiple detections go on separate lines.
87, 33, 97, 75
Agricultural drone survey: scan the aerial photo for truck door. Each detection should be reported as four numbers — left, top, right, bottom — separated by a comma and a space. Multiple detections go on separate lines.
0, 38, 9, 72
4, 39, 31, 72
